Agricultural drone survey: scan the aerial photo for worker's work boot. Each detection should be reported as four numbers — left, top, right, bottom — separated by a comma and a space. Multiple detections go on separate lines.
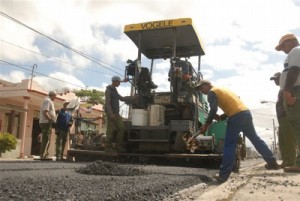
213, 174, 226, 183
56, 155, 61, 161
284, 166, 300, 173
265, 161, 280, 170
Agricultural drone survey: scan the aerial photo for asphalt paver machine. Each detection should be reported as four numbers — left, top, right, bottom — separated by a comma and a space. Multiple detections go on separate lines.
68, 18, 246, 171
122, 18, 246, 168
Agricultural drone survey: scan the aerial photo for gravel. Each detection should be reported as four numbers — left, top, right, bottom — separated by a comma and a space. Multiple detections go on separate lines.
0, 160, 218, 201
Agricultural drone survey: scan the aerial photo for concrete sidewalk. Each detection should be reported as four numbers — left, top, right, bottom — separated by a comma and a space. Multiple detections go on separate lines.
197, 162, 300, 201
0, 157, 34, 161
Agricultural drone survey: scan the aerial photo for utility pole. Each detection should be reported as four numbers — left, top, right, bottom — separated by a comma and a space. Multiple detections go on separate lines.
30, 64, 37, 90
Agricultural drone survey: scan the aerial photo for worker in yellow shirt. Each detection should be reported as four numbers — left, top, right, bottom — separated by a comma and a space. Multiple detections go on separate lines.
195, 80, 279, 183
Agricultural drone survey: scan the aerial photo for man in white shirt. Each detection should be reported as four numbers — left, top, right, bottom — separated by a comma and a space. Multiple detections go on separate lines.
39, 91, 57, 159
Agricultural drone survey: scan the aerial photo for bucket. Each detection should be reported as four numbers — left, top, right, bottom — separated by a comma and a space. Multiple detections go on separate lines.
131, 109, 148, 126
148, 105, 165, 126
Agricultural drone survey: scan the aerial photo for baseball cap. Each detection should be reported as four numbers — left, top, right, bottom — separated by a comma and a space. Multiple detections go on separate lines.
111, 76, 121, 82
275, 34, 297, 51
195, 80, 211, 89
270, 72, 281, 80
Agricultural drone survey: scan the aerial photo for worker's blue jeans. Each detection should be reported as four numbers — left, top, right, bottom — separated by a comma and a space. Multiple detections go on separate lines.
219, 110, 276, 180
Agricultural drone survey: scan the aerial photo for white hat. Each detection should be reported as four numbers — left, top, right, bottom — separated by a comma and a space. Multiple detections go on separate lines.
111, 76, 121, 82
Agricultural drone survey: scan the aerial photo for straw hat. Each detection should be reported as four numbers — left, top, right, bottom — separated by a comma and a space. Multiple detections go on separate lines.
275, 34, 297, 51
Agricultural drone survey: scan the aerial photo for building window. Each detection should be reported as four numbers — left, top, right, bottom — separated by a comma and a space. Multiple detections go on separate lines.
5, 112, 20, 138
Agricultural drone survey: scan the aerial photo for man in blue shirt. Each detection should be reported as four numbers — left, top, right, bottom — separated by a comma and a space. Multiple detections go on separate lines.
55, 101, 73, 161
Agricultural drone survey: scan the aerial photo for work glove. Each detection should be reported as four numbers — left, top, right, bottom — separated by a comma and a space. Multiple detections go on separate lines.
214, 114, 227, 121
186, 134, 195, 144
283, 91, 296, 106
219, 114, 228, 121
187, 123, 210, 144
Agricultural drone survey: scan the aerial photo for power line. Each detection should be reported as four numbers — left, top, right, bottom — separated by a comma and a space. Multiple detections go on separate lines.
0, 11, 123, 76
0, 60, 85, 89
0, 39, 117, 76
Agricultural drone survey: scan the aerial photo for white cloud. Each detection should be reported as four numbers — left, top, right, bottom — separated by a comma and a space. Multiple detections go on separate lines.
0, 70, 27, 82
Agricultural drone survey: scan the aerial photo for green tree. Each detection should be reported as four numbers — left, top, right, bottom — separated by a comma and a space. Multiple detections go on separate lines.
74, 89, 105, 105
0, 132, 17, 155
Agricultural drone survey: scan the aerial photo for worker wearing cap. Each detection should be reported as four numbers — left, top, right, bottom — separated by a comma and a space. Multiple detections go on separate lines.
105, 76, 127, 152
270, 72, 296, 168
275, 33, 300, 173
55, 101, 73, 161
195, 80, 279, 183
39, 91, 57, 159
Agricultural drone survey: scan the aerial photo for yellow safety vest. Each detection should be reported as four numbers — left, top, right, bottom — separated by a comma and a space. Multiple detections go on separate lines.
211, 87, 248, 117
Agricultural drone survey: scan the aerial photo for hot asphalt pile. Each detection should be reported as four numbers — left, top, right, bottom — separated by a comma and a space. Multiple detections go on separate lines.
76, 160, 146, 176
0, 160, 217, 201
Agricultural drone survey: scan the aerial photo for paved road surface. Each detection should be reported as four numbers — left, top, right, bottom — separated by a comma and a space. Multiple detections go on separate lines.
0, 159, 217, 201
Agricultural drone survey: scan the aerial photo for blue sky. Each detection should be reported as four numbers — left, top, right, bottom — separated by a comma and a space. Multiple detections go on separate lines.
1, 0, 300, 146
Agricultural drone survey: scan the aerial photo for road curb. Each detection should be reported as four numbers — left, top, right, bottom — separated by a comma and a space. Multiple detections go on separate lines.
196, 163, 260, 201
196, 162, 300, 201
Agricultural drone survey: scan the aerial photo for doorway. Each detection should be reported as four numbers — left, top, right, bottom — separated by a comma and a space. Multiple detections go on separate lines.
31, 118, 41, 156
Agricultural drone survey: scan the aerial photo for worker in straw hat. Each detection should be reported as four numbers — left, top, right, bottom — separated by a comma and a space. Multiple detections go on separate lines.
194, 80, 279, 183
275, 33, 300, 173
